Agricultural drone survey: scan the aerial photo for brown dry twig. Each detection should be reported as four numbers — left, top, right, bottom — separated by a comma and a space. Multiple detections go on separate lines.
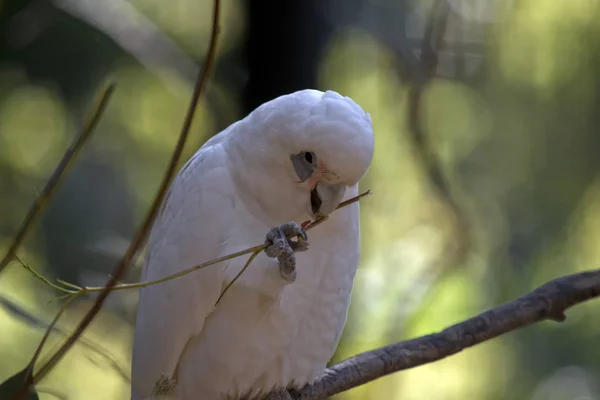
11, 188, 367, 398
214, 190, 371, 305
0, 83, 115, 273
0, 293, 130, 382
10, 1, 222, 397
376, 0, 462, 351
407, 0, 452, 191
406, 0, 466, 252
17, 190, 370, 302
387, 0, 467, 341
261, 269, 600, 399
11, 186, 367, 399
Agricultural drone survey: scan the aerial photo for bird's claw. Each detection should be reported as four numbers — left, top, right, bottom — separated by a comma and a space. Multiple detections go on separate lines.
264, 221, 309, 282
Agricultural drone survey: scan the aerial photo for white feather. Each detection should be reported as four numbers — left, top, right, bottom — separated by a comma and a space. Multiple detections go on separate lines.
131, 89, 373, 399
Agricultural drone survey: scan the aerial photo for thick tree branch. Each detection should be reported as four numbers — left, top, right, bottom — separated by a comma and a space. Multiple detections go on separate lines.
262, 269, 600, 399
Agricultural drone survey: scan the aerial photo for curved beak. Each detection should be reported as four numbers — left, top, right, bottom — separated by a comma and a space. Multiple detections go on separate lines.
310, 182, 346, 218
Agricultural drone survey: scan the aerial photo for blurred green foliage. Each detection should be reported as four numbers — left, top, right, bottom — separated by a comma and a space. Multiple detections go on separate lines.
1, 0, 600, 399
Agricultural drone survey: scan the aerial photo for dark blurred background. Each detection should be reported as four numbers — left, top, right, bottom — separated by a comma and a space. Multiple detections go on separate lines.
1, 0, 600, 399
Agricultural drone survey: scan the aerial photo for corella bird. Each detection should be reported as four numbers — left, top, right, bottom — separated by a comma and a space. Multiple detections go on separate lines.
131, 89, 374, 399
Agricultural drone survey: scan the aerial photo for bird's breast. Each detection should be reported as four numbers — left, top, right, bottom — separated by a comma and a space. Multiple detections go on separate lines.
176, 199, 360, 399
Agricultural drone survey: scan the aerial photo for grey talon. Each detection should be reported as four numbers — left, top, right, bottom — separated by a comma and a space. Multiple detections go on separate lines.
280, 221, 308, 241
264, 222, 310, 282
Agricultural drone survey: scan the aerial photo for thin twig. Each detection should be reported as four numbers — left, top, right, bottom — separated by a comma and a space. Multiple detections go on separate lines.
16, 256, 73, 295
406, 0, 467, 254
216, 251, 261, 305
304, 190, 371, 231
407, 0, 454, 205
21, 191, 370, 298
395, 0, 468, 340
0, 295, 130, 382
22, 295, 80, 388
9, 189, 367, 392
11, 189, 366, 397
55, 244, 265, 295
12, 1, 222, 394
0, 83, 115, 273
215, 191, 370, 305
280, 269, 600, 399
55, 279, 82, 291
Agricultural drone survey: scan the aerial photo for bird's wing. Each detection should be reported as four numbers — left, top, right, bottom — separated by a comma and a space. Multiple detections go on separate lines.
131, 135, 234, 397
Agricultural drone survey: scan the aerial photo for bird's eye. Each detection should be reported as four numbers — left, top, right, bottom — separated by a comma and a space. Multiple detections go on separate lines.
304, 151, 315, 165
290, 151, 317, 182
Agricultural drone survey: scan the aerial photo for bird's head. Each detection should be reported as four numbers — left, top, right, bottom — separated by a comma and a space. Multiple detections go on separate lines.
228, 89, 374, 223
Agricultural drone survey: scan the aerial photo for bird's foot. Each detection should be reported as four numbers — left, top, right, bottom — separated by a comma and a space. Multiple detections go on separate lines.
152, 374, 176, 397
264, 221, 309, 282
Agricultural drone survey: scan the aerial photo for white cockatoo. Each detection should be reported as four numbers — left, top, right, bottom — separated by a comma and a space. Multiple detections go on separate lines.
131, 89, 374, 399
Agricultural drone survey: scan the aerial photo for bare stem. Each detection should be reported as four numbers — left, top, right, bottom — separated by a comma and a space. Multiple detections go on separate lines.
16, 257, 74, 295
20, 190, 370, 298
0, 83, 115, 273
22, 294, 80, 389
212, 190, 370, 305
215, 250, 261, 305
14, 0, 223, 393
